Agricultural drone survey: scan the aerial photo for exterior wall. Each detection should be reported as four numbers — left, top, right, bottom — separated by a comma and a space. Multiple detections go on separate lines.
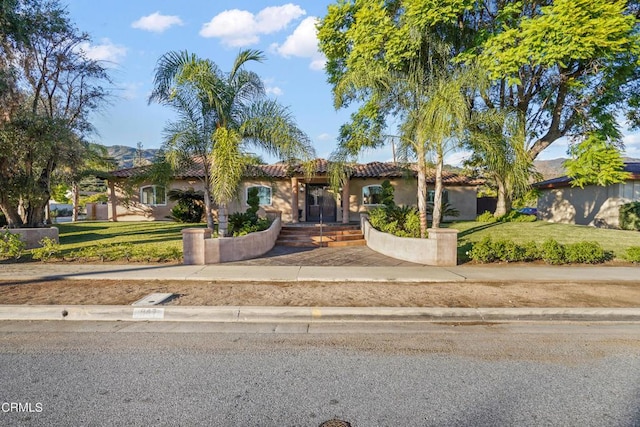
346, 178, 477, 222
111, 176, 478, 224
109, 179, 206, 221
537, 183, 630, 228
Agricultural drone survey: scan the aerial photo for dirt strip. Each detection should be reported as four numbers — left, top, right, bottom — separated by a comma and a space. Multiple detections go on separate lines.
1, 279, 639, 307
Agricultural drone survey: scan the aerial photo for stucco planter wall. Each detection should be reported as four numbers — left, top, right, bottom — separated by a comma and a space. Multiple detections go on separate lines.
6, 227, 59, 249
361, 215, 458, 266
182, 214, 282, 265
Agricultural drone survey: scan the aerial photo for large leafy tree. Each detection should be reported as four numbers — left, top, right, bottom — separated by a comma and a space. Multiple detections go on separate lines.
149, 50, 315, 236
319, 0, 640, 216
0, 0, 111, 228
320, 2, 480, 234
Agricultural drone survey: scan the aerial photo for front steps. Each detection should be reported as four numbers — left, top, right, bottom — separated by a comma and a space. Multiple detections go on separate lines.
276, 224, 367, 247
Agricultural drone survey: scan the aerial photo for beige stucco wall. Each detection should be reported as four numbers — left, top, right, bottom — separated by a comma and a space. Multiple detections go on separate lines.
111, 176, 478, 223
345, 178, 477, 222
537, 183, 630, 228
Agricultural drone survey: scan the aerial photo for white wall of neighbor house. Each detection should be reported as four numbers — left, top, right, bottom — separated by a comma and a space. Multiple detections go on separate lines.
536, 181, 640, 228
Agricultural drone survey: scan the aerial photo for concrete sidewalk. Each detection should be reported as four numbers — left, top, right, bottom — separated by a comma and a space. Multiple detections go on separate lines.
1, 263, 639, 325
0, 263, 639, 283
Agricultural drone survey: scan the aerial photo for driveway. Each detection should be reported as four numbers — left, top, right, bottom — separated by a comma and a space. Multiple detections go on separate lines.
225, 245, 421, 266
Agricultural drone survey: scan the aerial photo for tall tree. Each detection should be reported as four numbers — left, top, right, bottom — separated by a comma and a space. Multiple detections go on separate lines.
319, 2, 479, 234
319, 0, 640, 215
0, 0, 111, 227
149, 50, 315, 235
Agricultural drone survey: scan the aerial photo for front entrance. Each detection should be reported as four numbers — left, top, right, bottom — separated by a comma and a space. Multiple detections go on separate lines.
305, 184, 336, 222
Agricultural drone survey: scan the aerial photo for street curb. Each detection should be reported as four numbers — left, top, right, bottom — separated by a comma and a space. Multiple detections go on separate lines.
1, 305, 640, 323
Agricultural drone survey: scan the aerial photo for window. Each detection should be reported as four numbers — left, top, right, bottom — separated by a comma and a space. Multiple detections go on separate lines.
140, 185, 166, 206
362, 185, 384, 205
427, 190, 449, 204
247, 185, 272, 206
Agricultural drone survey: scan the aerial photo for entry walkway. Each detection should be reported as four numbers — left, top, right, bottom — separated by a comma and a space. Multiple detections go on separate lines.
225, 245, 421, 267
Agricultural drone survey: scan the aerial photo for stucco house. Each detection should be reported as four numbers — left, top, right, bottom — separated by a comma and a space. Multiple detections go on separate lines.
100, 159, 482, 224
533, 162, 640, 228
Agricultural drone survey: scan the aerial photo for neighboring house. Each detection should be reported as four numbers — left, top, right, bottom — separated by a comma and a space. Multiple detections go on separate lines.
100, 159, 483, 223
533, 162, 640, 228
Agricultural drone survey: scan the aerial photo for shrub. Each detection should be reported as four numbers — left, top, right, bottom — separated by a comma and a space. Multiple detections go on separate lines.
541, 238, 565, 265
168, 188, 204, 223
522, 241, 541, 262
31, 237, 61, 262
500, 210, 537, 223
0, 231, 26, 260
619, 202, 640, 231
227, 188, 271, 237
476, 211, 497, 223
564, 241, 609, 264
368, 205, 421, 238
468, 236, 497, 263
625, 246, 640, 263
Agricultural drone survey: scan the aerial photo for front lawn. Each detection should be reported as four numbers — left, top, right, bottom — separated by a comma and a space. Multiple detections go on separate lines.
448, 220, 640, 262
53, 221, 205, 262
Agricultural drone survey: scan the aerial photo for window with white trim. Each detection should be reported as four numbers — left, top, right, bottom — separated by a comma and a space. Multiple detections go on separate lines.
427, 190, 449, 204
247, 185, 272, 206
362, 185, 384, 205
140, 185, 166, 206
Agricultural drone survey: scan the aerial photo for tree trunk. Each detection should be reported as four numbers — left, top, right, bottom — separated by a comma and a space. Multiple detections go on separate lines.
218, 203, 228, 237
203, 186, 215, 231
0, 202, 23, 228
416, 158, 428, 239
72, 181, 80, 222
432, 152, 444, 229
495, 179, 511, 217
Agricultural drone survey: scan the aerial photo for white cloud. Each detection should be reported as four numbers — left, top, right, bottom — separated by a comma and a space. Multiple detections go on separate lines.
623, 132, 640, 158
317, 133, 332, 141
445, 151, 471, 167
266, 86, 283, 96
272, 17, 326, 71
77, 38, 126, 66
200, 4, 305, 47
131, 12, 183, 33
118, 82, 142, 101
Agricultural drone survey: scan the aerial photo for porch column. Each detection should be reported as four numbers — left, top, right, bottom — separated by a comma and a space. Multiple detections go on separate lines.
291, 177, 299, 223
108, 180, 118, 222
342, 181, 350, 224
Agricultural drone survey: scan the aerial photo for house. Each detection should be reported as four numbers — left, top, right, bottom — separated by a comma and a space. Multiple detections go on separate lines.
533, 162, 640, 228
100, 159, 483, 223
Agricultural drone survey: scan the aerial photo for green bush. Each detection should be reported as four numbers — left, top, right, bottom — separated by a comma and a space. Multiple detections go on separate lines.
564, 241, 609, 264
468, 236, 497, 263
522, 241, 541, 262
171, 201, 204, 223
368, 205, 421, 238
500, 210, 537, 223
625, 246, 640, 263
541, 238, 565, 265
619, 202, 640, 231
31, 237, 61, 262
476, 211, 497, 223
0, 231, 26, 260
227, 188, 272, 237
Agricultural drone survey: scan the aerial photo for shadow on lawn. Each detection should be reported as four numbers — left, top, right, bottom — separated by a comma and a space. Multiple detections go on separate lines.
457, 222, 501, 238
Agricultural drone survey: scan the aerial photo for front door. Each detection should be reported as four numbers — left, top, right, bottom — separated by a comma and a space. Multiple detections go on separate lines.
306, 185, 336, 222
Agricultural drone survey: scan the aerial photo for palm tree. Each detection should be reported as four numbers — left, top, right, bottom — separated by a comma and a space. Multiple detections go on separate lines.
149, 50, 315, 235
465, 109, 539, 216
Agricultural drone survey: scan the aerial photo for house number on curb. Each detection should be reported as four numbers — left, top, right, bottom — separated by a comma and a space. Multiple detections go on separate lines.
132, 308, 165, 320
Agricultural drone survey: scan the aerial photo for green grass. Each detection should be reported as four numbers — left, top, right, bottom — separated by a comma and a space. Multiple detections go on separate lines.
52, 221, 206, 262
446, 220, 640, 262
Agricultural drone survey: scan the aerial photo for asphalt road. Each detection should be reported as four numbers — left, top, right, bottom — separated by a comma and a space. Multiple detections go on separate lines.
1, 321, 639, 426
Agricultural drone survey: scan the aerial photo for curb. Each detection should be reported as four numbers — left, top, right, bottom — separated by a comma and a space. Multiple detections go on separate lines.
1, 305, 640, 323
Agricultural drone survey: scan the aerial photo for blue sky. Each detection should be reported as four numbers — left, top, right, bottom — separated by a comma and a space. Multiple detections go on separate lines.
64, 0, 640, 165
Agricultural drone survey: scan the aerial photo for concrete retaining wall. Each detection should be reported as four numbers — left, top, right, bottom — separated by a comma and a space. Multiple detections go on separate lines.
6, 227, 59, 249
361, 216, 457, 266
183, 215, 282, 265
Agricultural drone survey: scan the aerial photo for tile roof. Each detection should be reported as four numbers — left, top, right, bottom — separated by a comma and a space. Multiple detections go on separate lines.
105, 158, 483, 186
533, 162, 640, 189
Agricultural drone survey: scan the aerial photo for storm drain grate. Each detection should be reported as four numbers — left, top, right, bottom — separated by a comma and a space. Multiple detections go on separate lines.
319, 419, 352, 427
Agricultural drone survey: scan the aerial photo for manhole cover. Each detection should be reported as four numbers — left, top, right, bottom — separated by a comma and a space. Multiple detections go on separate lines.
319, 419, 352, 427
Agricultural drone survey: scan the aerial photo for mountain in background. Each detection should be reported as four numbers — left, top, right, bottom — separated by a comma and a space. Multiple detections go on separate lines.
534, 157, 640, 180
106, 145, 159, 169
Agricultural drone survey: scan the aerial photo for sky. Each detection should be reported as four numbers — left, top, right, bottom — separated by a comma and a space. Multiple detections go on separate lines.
64, 0, 640, 166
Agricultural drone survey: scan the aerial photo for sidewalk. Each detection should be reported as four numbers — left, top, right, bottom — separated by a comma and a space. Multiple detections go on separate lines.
1, 262, 639, 283
1, 263, 639, 324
